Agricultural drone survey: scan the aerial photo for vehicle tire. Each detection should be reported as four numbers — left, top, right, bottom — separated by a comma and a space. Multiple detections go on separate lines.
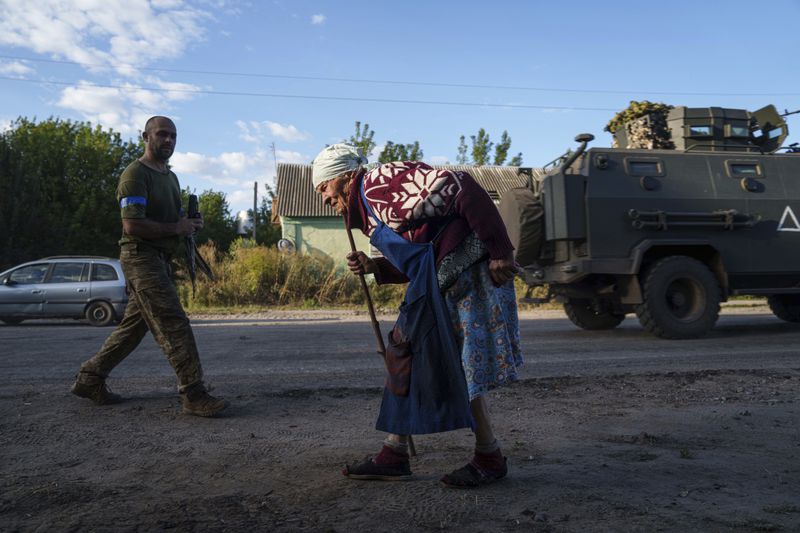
1, 317, 24, 325
635, 256, 721, 339
85, 301, 116, 327
563, 298, 626, 330
767, 294, 800, 322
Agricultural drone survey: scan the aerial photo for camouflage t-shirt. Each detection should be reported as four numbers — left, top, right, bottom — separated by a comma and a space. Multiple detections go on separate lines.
117, 159, 182, 253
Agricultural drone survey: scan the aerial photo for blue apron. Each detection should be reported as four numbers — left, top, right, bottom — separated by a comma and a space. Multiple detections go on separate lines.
360, 185, 474, 435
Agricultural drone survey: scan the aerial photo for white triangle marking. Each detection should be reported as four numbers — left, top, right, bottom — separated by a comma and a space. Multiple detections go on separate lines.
777, 206, 800, 232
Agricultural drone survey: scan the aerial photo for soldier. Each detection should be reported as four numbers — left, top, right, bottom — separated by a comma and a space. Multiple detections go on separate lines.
71, 116, 228, 417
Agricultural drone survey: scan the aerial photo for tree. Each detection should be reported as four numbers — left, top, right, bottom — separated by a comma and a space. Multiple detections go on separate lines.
0, 117, 140, 269
456, 135, 468, 164
457, 129, 524, 166
493, 131, 512, 165
349, 121, 376, 158
471, 128, 493, 166
378, 141, 423, 163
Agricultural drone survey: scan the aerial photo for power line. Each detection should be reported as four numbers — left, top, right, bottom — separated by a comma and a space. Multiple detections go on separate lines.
0, 75, 620, 111
2, 53, 800, 97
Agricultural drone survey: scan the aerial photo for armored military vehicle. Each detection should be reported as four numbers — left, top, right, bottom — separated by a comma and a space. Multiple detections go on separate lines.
500, 105, 800, 338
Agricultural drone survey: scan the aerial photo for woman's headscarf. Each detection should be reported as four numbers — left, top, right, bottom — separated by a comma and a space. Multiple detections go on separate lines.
311, 143, 368, 189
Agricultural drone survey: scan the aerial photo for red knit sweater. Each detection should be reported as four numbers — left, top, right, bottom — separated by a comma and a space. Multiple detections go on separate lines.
345, 162, 514, 284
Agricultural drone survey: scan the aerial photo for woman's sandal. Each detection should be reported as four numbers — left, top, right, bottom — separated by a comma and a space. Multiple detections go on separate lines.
440, 458, 508, 489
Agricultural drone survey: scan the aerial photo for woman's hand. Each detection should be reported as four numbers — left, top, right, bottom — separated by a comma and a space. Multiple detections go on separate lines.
347, 251, 377, 275
488, 254, 518, 287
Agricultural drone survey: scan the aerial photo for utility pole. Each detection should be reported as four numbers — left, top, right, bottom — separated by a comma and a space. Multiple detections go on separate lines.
253, 181, 258, 242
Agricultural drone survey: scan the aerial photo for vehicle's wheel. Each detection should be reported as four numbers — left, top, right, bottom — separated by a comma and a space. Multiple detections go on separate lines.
635, 256, 721, 339
0, 317, 24, 325
767, 294, 800, 322
85, 301, 116, 327
563, 298, 626, 330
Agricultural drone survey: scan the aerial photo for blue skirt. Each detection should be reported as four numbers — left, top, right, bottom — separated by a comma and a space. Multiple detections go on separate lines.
443, 261, 524, 400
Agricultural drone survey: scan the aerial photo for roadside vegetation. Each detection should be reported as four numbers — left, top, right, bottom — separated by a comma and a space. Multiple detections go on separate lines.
176, 239, 548, 313
176, 239, 407, 312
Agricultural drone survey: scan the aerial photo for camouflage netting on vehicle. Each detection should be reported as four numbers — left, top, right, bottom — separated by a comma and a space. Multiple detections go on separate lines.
616, 113, 675, 149
606, 101, 675, 150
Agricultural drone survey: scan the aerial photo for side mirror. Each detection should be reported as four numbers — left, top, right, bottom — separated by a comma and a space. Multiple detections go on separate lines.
2, 277, 15, 286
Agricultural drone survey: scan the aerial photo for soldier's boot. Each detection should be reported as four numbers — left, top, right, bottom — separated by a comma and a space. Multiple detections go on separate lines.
70, 372, 123, 405
180, 383, 228, 417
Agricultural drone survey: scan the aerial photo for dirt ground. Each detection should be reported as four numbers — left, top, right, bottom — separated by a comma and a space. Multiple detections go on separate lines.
2, 362, 799, 532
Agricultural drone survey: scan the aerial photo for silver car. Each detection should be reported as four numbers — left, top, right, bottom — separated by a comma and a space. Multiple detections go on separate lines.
0, 256, 128, 326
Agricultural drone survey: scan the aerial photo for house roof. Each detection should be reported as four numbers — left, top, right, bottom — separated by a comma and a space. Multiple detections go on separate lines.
275, 162, 539, 218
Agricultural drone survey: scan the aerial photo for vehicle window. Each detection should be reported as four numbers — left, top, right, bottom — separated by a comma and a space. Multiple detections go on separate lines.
9, 264, 49, 284
48, 262, 86, 283
726, 125, 750, 138
688, 125, 712, 136
729, 163, 761, 178
91, 264, 119, 281
627, 161, 662, 176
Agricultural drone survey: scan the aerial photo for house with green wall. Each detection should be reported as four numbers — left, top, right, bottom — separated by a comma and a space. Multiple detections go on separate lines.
274, 163, 535, 266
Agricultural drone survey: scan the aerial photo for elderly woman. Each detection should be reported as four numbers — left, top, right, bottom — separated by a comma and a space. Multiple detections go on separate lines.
312, 143, 523, 488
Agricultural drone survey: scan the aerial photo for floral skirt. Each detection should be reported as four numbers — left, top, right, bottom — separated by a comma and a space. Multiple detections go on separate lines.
443, 261, 524, 400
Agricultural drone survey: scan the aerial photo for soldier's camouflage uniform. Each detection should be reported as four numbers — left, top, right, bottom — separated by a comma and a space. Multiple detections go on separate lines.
76, 160, 204, 392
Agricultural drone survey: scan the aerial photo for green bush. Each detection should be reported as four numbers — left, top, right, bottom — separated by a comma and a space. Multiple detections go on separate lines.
178, 240, 405, 310
177, 242, 557, 312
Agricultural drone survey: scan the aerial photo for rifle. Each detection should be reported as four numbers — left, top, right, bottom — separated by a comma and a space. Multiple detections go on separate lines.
186, 194, 215, 295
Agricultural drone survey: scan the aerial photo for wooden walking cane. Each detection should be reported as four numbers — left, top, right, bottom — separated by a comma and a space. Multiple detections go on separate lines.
344, 220, 416, 457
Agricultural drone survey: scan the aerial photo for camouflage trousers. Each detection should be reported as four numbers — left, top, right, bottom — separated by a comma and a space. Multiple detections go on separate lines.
78, 243, 203, 392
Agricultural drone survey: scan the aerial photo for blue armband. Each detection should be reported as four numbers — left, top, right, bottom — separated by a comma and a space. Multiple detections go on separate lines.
120, 196, 147, 208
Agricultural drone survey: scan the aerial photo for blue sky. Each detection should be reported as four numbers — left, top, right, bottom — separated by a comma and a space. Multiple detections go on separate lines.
2, 0, 799, 216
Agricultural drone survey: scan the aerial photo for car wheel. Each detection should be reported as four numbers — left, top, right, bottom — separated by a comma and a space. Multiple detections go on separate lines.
1, 317, 24, 325
636, 256, 721, 339
86, 301, 116, 327
767, 294, 800, 323
563, 298, 626, 330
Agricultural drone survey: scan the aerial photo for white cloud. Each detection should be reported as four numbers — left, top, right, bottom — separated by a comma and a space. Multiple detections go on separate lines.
55, 80, 199, 135
0, 1, 211, 133
266, 121, 309, 142
171, 149, 272, 188
171, 145, 294, 213
311, 14, 325, 25
236, 120, 310, 144
275, 149, 307, 164
57, 82, 139, 135
227, 188, 256, 209
0, 1, 208, 72
0, 118, 13, 132
429, 155, 450, 165
0, 60, 34, 77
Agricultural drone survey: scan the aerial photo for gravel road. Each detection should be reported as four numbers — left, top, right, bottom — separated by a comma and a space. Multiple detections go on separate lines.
1, 305, 798, 532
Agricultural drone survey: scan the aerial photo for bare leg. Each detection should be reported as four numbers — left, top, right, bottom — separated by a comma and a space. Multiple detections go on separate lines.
385, 433, 409, 446
470, 395, 498, 449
